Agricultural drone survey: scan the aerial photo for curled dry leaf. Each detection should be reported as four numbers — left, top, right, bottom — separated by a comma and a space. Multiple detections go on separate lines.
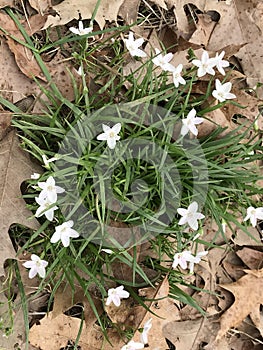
0, 13, 47, 81
216, 268, 263, 341
0, 39, 40, 103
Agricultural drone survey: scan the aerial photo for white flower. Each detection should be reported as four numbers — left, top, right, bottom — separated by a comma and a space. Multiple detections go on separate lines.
140, 318, 152, 344
69, 21, 93, 36
211, 51, 229, 75
38, 176, 65, 203
172, 64, 186, 88
123, 32, 146, 58
35, 196, 58, 221
31, 173, 40, 180
222, 219, 227, 234
180, 108, 204, 136
121, 340, 144, 350
189, 251, 208, 273
97, 123, 121, 149
101, 248, 114, 254
42, 154, 58, 169
106, 285, 129, 307
177, 201, 205, 230
192, 51, 215, 77
212, 79, 236, 102
172, 250, 196, 270
23, 254, 48, 279
50, 220, 79, 247
76, 66, 84, 76
244, 206, 263, 227
152, 48, 174, 72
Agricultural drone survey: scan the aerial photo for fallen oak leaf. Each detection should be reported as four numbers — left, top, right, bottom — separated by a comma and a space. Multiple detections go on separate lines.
0, 130, 41, 276
163, 317, 227, 350
216, 268, 263, 341
29, 311, 124, 350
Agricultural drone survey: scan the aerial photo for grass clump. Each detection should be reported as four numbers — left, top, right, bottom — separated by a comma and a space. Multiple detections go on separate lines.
1, 5, 263, 347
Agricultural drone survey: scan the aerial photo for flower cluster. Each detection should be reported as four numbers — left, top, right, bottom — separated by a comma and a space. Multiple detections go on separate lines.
123, 32, 237, 137
23, 175, 80, 279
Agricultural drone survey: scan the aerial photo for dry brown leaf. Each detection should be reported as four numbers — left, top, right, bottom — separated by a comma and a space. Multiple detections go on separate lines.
232, 227, 262, 246
0, 13, 47, 81
1, 12, 78, 98
163, 317, 228, 350
223, 89, 263, 129
198, 108, 235, 138
169, 0, 263, 95
44, 0, 125, 29
203, 217, 233, 245
0, 39, 41, 103
0, 0, 13, 7
0, 130, 41, 276
216, 268, 263, 341
29, 0, 51, 15
118, 0, 140, 24
149, 0, 168, 10
236, 247, 263, 270
189, 13, 217, 47
205, 0, 263, 95
0, 111, 12, 141
29, 311, 125, 350
130, 277, 181, 349
51, 281, 103, 324
170, 0, 221, 39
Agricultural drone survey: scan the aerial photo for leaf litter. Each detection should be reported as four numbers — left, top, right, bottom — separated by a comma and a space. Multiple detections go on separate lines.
0, 0, 263, 349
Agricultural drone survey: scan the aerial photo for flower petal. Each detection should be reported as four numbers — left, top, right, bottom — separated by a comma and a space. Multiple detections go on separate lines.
188, 201, 198, 213
50, 231, 61, 244
97, 132, 108, 141
28, 267, 38, 279
107, 137, 117, 149
112, 123, 121, 134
